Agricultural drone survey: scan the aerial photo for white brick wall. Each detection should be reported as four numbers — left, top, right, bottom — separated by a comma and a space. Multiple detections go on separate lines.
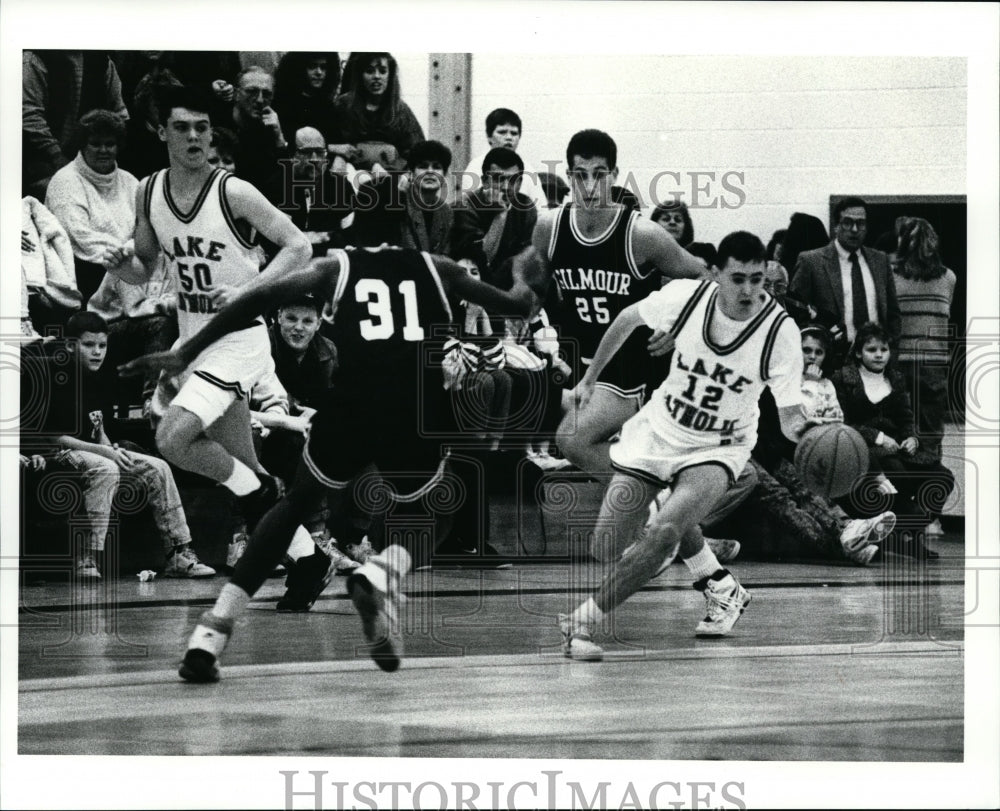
468, 55, 966, 245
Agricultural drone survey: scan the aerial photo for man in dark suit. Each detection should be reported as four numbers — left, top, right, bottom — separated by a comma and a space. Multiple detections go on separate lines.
789, 196, 901, 350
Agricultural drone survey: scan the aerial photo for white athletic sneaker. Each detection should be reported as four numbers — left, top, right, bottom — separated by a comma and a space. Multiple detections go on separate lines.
345, 536, 374, 565
310, 532, 360, 574
347, 564, 404, 672
75, 553, 101, 580
179, 611, 233, 683
840, 511, 896, 565
694, 569, 751, 637
163, 545, 216, 578
558, 613, 604, 661
868, 511, 897, 543
705, 537, 741, 564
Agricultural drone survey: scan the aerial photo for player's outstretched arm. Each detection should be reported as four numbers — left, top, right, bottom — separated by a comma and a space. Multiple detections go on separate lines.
121, 258, 340, 379
778, 405, 810, 443
580, 303, 644, 388
226, 176, 313, 278
435, 255, 540, 317
632, 218, 707, 280
104, 179, 159, 285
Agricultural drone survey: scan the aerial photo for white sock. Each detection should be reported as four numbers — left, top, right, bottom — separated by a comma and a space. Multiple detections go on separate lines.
355, 545, 412, 592
212, 582, 252, 621
570, 597, 604, 627
684, 542, 722, 580
221, 459, 262, 496
286, 525, 314, 561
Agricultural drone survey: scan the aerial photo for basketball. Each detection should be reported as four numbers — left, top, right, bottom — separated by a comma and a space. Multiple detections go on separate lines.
794, 423, 869, 499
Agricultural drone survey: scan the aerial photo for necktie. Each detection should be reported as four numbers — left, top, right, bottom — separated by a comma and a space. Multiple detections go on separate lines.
849, 251, 869, 333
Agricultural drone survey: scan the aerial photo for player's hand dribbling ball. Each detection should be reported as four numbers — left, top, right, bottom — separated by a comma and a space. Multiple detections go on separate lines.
794, 423, 869, 499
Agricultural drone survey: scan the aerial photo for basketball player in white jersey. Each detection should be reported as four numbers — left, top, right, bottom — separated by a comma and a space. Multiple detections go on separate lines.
560, 232, 808, 660
514, 129, 754, 631
105, 85, 313, 539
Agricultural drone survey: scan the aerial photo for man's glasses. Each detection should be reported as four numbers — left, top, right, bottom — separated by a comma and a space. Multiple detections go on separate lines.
839, 217, 867, 230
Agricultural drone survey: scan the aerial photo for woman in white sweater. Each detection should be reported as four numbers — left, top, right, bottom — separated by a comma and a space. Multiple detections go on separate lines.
45, 109, 138, 304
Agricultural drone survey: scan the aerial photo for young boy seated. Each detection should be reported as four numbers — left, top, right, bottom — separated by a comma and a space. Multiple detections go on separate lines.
461, 108, 548, 209
42, 312, 215, 580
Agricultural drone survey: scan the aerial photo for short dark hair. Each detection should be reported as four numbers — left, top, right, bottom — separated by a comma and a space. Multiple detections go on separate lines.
407, 140, 452, 173
566, 129, 617, 171
486, 108, 521, 135
211, 127, 239, 156
651, 200, 694, 246
716, 231, 766, 269
686, 241, 717, 269
800, 324, 832, 352
66, 312, 109, 338
851, 321, 891, 359
833, 196, 868, 224
482, 147, 523, 174
279, 294, 323, 316
157, 85, 213, 126
73, 109, 127, 152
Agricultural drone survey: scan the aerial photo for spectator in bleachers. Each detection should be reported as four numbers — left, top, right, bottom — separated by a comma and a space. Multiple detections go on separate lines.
832, 322, 954, 557
116, 66, 182, 181
21, 196, 81, 337
22, 50, 129, 199
766, 228, 787, 264
789, 198, 902, 349
766, 258, 848, 365
779, 212, 828, 276
86, 251, 177, 419
398, 140, 454, 254
42, 312, 215, 580
273, 52, 342, 147
112, 51, 241, 114
45, 110, 137, 305
650, 200, 694, 247
461, 108, 548, 209
329, 53, 425, 172
452, 147, 537, 287
262, 126, 355, 258
207, 127, 239, 173
214, 66, 290, 191
714, 324, 896, 566
890, 217, 957, 505
268, 294, 339, 416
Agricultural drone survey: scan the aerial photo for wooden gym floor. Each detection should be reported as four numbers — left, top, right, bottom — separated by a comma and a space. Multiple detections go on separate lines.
17, 525, 964, 761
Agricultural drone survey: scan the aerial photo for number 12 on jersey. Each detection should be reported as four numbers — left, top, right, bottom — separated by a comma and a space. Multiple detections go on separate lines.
356, 278, 425, 341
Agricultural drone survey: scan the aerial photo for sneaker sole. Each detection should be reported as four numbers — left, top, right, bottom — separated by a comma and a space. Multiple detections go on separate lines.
178, 649, 220, 683
276, 563, 334, 613
695, 592, 752, 638
565, 641, 604, 662
348, 576, 401, 673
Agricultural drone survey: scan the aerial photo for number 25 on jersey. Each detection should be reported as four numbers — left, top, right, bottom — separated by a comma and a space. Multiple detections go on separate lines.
576, 295, 610, 324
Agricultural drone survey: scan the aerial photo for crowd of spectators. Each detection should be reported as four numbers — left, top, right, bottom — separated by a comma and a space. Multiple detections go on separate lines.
20, 50, 960, 578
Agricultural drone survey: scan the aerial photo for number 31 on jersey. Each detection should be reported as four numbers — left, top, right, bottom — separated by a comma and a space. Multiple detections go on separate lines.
356, 279, 425, 341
